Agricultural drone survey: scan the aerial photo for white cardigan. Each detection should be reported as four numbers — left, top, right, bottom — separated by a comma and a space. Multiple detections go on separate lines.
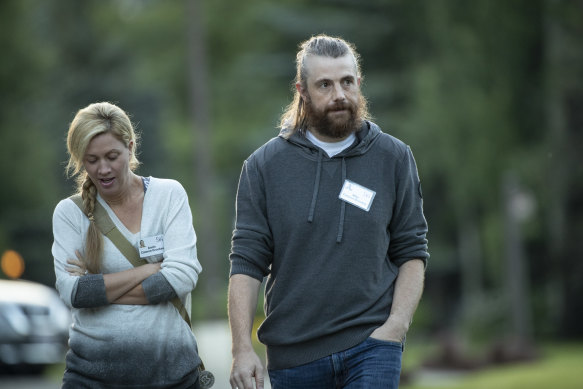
52, 177, 202, 387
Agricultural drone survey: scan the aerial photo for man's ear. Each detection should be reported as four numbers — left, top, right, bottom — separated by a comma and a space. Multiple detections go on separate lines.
296, 82, 307, 100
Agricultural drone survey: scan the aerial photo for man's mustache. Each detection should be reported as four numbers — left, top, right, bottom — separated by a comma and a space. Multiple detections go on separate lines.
327, 102, 353, 112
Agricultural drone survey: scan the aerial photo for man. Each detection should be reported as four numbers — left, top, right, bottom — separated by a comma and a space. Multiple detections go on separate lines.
229, 34, 428, 389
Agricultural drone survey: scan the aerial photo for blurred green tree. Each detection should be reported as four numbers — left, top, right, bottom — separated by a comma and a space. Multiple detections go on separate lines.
0, 0, 581, 340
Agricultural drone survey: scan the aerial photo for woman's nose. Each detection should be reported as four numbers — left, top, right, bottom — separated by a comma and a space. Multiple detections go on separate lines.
97, 161, 111, 175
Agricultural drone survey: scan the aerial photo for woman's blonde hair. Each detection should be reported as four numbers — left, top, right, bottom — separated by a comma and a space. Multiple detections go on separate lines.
65, 102, 140, 273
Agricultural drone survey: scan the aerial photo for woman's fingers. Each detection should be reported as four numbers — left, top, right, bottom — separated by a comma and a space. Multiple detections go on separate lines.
67, 258, 83, 267
66, 252, 88, 276
66, 265, 84, 276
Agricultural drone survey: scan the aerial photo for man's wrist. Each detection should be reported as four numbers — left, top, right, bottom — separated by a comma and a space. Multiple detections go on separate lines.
384, 315, 410, 339
232, 341, 255, 355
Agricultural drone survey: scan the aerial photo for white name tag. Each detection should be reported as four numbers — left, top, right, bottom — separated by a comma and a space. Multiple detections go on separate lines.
138, 235, 164, 258
338, 180, 376, 212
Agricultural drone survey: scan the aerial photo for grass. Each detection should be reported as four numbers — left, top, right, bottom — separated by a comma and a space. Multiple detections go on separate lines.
44, 363, 65, 383
402, 343, 583, 389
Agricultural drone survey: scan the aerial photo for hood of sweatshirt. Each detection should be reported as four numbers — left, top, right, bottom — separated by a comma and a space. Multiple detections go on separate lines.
278, 121, 382, 243
280, 120, 381, 157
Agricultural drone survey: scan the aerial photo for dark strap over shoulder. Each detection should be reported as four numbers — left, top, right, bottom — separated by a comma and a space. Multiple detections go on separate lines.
69, 194, 191, 327
70, 194, 147, 267
69, 193, 212, 386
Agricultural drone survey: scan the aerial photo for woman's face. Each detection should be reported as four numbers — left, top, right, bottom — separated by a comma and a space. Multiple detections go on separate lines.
83, 132, 133, 199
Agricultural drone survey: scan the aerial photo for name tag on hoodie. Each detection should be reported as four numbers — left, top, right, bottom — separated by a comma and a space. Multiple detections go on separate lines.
339, 180, 376, 212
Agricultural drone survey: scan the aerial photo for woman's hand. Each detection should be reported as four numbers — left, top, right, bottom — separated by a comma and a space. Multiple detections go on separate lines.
66, 250, 88, 276
145, 262, 162, 275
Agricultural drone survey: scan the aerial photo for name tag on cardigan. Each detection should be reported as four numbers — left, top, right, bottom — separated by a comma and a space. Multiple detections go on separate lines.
339, 180, 376, 211
138, 234, 164, 258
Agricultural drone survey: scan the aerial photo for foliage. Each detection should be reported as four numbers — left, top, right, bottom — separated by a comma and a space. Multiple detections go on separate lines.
0, 0, 582, 338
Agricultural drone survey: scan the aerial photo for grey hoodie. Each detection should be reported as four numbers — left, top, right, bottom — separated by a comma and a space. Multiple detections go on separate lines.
230, 121, 429, 370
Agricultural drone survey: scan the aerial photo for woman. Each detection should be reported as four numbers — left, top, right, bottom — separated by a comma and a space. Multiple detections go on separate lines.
52, 102, 203, 388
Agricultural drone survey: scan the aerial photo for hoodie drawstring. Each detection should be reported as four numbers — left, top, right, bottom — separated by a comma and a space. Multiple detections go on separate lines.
308, 148, 323, 223
307, 150, 346, 243
336, 157, 346, 243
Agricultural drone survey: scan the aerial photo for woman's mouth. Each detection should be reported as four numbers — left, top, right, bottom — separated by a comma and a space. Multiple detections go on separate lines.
99, 178, 115, 188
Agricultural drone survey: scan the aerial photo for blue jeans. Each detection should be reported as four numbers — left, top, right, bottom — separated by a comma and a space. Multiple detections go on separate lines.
268, 337, 403, 389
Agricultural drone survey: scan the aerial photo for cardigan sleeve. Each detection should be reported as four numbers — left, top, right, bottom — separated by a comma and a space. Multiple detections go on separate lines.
156, 181, 202, 297
52, 199, 109, 308
142, 273, 177, 304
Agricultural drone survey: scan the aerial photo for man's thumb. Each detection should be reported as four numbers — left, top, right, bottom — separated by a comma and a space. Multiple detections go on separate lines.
255, 371, 265, 389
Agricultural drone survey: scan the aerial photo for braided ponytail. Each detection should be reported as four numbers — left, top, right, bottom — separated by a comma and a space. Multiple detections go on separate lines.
65, 102, 140, 274
81, 175, 103, 273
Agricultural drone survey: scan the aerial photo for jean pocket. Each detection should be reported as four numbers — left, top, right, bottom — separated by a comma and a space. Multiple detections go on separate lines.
367, 336, 405, 351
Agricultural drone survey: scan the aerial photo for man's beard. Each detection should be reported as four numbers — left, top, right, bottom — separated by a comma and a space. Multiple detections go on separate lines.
304, 95, 362, 139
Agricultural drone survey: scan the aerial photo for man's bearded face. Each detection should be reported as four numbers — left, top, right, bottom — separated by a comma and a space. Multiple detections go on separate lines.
304, 92, 362, 139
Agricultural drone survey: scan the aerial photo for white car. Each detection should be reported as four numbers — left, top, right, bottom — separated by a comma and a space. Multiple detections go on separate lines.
0, 279, 71, 370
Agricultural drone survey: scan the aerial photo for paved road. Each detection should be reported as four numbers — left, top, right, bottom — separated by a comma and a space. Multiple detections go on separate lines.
0, 376, 61, 389
195, 320, 272, 388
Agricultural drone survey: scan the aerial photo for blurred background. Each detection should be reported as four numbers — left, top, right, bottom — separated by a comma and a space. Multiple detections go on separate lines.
1, 0, 582, 388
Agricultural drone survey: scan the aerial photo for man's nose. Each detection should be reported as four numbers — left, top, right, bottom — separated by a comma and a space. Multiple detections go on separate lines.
332, 83, 346, 101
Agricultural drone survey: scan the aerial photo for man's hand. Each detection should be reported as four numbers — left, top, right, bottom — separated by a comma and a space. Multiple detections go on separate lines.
230, 348, 264, 389
369, 315, 409, 343
228, 274, 263, 389
370, 259, 425, 343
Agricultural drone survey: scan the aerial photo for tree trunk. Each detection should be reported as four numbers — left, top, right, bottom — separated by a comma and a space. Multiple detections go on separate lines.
502, 172, 533, 342
457, 216, 483, 307
186, 0, 221, 318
